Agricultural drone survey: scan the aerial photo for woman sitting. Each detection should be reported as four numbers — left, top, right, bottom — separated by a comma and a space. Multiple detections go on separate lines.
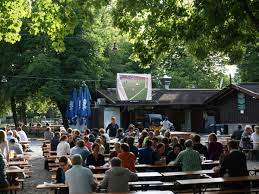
56, 156, 71, 194
86, 143, 105, 167
166, 144, 182, 164
152, 143, 166, 165
208, 133, 223, 160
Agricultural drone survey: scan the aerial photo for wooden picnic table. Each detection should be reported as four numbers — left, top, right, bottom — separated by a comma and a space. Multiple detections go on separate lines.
52, 172, 162, 181
161, 169, 216, 177
6, 168, 32, 174
90, 161, 219, 173
176, 176, 259, 194
8, 161, 29, 166
19, 141, 31, 144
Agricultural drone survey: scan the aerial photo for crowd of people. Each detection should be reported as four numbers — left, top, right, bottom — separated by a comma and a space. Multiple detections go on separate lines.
40, 118, 259, 194
0, 126, 29, 188
0, 118, 259, 193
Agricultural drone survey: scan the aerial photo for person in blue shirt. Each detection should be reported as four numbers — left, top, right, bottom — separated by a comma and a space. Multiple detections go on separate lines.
138, 140, 153, 164
70, 140, 90, 166
106, 117, 119, 137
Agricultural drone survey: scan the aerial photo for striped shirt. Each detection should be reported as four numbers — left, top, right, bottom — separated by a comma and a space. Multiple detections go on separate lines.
174, 147, 202, 171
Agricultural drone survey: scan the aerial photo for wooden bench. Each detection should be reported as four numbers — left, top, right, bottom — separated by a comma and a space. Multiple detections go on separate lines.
203, 188, 259, 194
0, 185, 20, 194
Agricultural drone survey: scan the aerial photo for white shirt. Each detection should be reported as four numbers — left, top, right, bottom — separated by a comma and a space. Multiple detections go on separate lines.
56, 141, 70, 156
65, 165, 95, 194
17, 130, 28, 142
161, 120, 173, 130
251, 132, 259, 150
0, 141, 9, 159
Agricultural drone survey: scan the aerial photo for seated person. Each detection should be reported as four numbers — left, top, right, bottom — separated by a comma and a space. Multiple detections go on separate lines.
192, 134, 208, 158
83, 136, 93, 152
208, 133, 223, 160
70, 140, 90, 166
118, 143, 136, 172
152, 143, 166, 165
166, 144, 182, 164
95, 138, 105, 155
213, 145, 230, 173
162, 137, 173, 156
56, 156, 71, 194
56, 156, 72, 183
138, 140, 154, 164
0, 152, 9, 187
44, 127, 54, 141
86, 143, 105, 167
9, 138, 23, 155
100, 157, 138, 192
51, 132, 60, 151
231, 124, 243, 140
100, 135, 110, 154
110, 142, 121, 159
172, 139, 202, 171
127, 137, 138, 157
65, 154, 97, 194
57, 135, 70, 157
220, 140, 249, 189
116, 128, 125, 142
239, 125, 253, 149
138, 130, 148, 148
220, 140, 248, 177
99, 128, 110, 143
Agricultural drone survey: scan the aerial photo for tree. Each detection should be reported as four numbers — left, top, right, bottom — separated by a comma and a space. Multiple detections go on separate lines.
112, 0, 258, 65
0, 0, 109, 51
238, 45, 259, 82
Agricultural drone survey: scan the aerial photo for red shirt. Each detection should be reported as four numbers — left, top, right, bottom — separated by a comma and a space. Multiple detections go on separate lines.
118, 152, 136, 172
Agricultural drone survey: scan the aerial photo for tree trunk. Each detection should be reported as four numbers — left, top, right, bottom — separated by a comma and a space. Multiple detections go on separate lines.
56, 101, 69, 129
10, 97, 19, 128
20, 100, 27, 125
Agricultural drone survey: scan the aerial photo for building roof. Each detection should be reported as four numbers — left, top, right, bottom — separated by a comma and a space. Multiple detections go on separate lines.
97, 88, 219, 106
204, 83, 259, 104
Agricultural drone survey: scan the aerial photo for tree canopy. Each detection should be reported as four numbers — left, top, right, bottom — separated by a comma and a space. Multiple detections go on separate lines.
113, 0, 258, 65
0, 0, 109, 51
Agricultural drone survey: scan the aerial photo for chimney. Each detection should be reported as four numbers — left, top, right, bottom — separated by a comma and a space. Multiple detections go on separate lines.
160, 75, 172, 90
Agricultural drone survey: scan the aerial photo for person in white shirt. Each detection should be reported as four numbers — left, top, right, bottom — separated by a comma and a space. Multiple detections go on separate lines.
0, 130, 9, 160
251, 126, 259, 150
65, 154, 97, 194
160, 117, 174, 131
57, 135, 70, 157
17, 127, 28, 142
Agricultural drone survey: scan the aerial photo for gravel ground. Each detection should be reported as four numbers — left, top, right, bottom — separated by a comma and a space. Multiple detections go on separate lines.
21, 140, 52, 194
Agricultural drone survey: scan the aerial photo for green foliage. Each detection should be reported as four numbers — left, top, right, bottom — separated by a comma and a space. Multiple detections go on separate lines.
238, 45, 259, 82
0, 0, 109, 51
0, 0, 31, 43
113, 0, 258, 65
151, 47, 228, 88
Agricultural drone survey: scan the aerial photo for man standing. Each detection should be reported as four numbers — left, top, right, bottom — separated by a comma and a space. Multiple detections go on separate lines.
172, 139, 202, 171
106, 117, 119, 138
65, 154, 97, 194
100, 157, 138, 192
